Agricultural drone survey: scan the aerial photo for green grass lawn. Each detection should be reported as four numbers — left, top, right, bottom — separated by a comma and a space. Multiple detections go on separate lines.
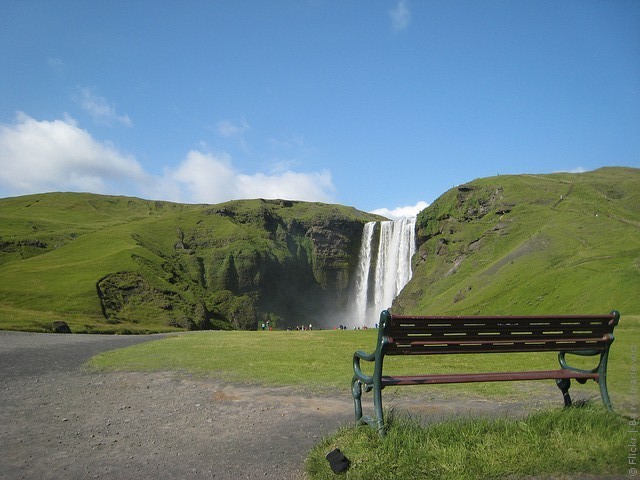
306, 405, 630, 479
87, 316, 638, 479
88, 316, 638, 412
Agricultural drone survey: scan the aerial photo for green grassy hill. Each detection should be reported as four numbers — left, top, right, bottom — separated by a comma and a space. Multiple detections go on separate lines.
0, 193, 382, 333
1, 167, 638, 333
396, 167, 640, 316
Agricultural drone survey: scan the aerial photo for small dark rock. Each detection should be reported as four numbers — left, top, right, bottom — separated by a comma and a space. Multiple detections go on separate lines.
326, 448, 350, 474
52, 321, 72, 333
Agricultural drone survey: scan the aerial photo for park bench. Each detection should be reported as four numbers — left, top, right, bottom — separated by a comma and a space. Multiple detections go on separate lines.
352, 309, 620, 436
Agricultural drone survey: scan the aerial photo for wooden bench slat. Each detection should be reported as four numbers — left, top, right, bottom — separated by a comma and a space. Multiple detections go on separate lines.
387, 334, 611, 353
389, 322, 614, 330
390, 335, 610, 346
387, 347, 602, 355
387, 342, 609, 355
390, 330, 612, 342
391, 320, 613, 328
391, 314, 617, 323
392, 322, 612, 330
389, 322, 613, 334
381, 369, 598, 386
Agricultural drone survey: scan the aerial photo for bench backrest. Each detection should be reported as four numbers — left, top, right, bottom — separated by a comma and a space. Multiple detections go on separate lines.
379, 310, 619, 356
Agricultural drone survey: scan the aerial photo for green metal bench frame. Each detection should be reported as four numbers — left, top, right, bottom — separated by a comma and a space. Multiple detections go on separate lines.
352, 309, 620, 436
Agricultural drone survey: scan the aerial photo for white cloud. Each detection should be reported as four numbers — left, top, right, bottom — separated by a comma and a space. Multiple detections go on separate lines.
0, 112, 146, 196
236, 169, 334, 202
162, 150, 335, 204
216, 119, 249, 138
269, 159, 300, 173
47, 57, 65, 70
77, 87, 132, 127
0, 113, 336, 205
371, 200, 428, 220
390, 0, 411, 31
268, 133, 306, 151
159, 150, 237, 203
561, 166, 587, 174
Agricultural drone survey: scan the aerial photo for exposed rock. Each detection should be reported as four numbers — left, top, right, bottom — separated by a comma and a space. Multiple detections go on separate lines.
51, 321, 71, 333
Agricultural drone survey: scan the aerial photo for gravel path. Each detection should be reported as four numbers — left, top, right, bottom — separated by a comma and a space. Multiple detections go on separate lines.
0, 331, 353, 479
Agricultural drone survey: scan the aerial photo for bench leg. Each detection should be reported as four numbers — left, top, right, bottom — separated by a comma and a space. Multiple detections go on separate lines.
598, 380, 613, 411
373, 384, 385, 436
598, 350, 614, 411
597, 369, 613, 411
352, 377, 387, 435
351, 377, 363, 424
556, 378, 572, 407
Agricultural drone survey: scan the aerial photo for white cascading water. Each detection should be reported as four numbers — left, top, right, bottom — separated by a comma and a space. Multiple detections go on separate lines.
352, 217, 416, 327
353, 221, 375, 326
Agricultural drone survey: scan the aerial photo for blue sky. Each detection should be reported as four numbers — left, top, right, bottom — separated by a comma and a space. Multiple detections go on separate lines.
1, 1, 639, 218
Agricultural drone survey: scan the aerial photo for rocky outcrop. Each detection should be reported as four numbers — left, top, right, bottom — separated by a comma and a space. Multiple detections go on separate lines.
414, 184, 509, 267
51, 321, 72, 333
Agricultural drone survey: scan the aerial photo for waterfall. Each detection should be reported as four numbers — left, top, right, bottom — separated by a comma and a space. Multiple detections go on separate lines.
352, 217, 416, 327
353, 221, 375, 325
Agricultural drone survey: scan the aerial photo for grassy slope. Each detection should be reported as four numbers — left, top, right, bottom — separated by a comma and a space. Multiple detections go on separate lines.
0, 194, 173, 331
0, 193, 379, 333
399, 167, 640, 316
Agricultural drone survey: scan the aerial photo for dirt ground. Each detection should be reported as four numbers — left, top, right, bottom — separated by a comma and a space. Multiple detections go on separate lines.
0, 331, 628, 479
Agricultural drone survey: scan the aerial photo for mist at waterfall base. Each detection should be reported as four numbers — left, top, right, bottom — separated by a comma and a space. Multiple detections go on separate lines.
344, 218, 417, 329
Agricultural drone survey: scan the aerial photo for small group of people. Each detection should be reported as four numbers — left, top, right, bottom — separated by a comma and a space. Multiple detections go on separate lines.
334, 324, 371, 330
260, 320, 272, 331
261, 321, 381, 331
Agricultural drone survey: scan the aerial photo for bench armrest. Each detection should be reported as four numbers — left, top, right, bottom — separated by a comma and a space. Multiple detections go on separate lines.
353, 310, 392, 389
558, 351, 600, 375
353, 349, 376, 386
354, 349, 376, 362
558, 334, 614, 375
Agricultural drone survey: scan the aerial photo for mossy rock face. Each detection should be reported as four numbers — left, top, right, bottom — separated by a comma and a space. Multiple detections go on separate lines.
97, 272, 201, 328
